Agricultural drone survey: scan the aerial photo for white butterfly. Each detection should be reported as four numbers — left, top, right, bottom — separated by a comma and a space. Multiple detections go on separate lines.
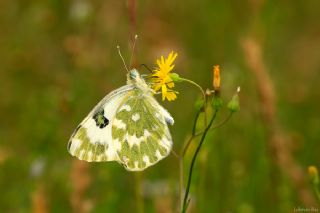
68, 69, 174, 171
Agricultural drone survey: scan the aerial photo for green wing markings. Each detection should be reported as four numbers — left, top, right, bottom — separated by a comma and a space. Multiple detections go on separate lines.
118, 136, 169, 169
119, 141, 146, 169
69, 127, 109, 162
112, 91, 172, 171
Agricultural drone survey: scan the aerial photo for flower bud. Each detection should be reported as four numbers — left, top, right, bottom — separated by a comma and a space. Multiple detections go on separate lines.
308, 166, 319, 185
227, 87, 240, 112
213, 65, 221, 91
212, 96, 223, 110
170, 73, 182, 82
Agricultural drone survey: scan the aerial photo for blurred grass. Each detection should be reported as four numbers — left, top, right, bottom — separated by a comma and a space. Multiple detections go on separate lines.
1, 0, 320, 212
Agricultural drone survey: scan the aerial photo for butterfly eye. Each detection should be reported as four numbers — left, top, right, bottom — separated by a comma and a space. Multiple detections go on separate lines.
129, 69, 140, 79
129, 73, 136, 79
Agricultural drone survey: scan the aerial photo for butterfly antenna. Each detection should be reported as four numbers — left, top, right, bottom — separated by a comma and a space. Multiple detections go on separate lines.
129, 34, 138, 68
139, 63, 153, 73
117, 45, 129, 72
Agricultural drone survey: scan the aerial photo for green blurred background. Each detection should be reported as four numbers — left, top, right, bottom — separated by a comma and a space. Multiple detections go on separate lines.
1, 0, 320, 212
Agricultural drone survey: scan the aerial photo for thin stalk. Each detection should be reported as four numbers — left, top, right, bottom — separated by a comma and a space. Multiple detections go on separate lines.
179, 158, 184, 211
211, 112, 233, 129
182, 110, 201, 157
179, 109, 202, 210
313, 184, 320, 202
195, 112, 234, 137
180, 78, 207, 126
182, 109, 218, 213
134, 172, 144, 213
171, 149, 180, 159
128, 0, 136, 39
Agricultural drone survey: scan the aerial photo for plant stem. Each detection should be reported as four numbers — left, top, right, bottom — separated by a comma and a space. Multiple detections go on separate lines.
177, 78, 207, 211
180, 78, 207, 126
134, 172, 144, 213
313, 184, 320, 202
182, 110, 201, 157
179, 109, 202, 210
195, 112, 234, 137
128, 0, 136, 39
179, 158, 184, 211
182, 109, 218, 212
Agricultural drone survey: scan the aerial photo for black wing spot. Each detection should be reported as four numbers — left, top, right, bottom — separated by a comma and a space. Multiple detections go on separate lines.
93, 109, 109, 128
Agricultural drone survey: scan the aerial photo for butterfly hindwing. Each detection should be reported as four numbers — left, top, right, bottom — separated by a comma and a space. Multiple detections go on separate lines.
112, 90, 173, 171
68, 85, 133, 162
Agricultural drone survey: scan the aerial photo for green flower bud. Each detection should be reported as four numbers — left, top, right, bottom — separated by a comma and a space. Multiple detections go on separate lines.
308, 166, 319, 185
212, 96, 223, 110
227, 87, 240, 112
170, 73, 182, 82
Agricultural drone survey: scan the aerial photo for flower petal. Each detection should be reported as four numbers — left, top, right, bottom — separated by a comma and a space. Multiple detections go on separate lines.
161, 84, 168, 101
161, 56, 165, 66
166, 91, 177, 101
167, 81, 174, 88
149, 51, 178, 101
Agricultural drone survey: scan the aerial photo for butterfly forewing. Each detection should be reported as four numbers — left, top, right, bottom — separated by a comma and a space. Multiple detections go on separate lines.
68, 85, 133, 162
112, 90, 173, 171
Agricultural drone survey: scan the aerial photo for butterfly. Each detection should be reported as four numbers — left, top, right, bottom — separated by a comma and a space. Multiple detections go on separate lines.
68, 69, 174, 171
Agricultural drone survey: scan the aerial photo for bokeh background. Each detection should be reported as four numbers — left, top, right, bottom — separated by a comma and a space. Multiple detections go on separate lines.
1, 0, 320, 212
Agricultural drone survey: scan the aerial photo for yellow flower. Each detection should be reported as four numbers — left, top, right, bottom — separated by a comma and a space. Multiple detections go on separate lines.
309, 166, 319, 181
213, 65, 220, 90
151, 51, 178, 101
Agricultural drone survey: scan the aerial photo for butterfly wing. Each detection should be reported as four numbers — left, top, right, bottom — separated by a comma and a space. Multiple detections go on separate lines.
112, 90, 174, 171
68, 85, 134, 162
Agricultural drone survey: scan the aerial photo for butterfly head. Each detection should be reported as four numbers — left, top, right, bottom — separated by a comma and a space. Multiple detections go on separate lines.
127, 69, 152, 93
129, 69, 139, 80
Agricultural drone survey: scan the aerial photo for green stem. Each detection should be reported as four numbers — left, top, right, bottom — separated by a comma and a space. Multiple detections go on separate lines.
179, 109, 202, 210
179, 158, 184, 211
313, 184, 320, 202
134, 173, 144, 213
182, 109, 219, 212
180, 78, 207, 126
182, 110, 202, 157
195, 112, 234, 137
179, 111, 232, 210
